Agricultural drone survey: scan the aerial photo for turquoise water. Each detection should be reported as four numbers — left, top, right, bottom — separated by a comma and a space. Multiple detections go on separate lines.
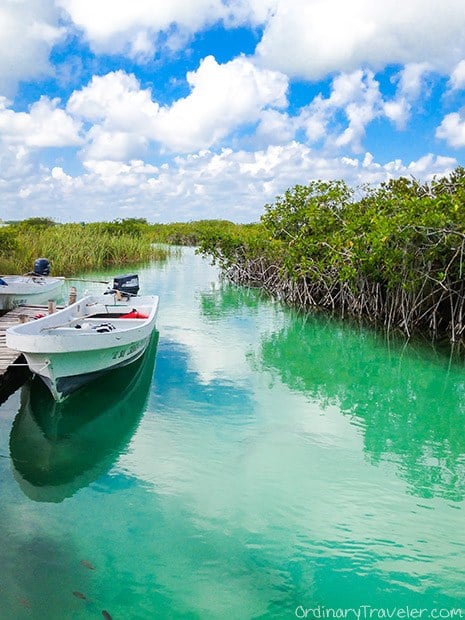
0, 247, 464, 619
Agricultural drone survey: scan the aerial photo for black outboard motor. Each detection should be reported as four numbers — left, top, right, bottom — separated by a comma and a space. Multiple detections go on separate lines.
112, 274, 139, 296
33, 258, 51, 276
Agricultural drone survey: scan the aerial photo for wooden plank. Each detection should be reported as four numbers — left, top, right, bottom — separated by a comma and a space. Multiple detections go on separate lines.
0, 304, 59, 402
0, 304, 55, 375
0, 305, 66, 374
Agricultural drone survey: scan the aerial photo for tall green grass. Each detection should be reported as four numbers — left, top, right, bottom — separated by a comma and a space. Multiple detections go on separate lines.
0, 224, 167, 276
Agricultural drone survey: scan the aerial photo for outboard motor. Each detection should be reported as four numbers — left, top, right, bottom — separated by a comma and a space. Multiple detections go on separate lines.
112, 274, 139, 296
33, 258, 51, 276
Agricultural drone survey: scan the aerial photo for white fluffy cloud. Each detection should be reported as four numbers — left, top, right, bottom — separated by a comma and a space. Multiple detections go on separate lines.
59, 0, 212, 56
67, 70, 159, 159
67, 71, 159, 128
67, 59, 288, 159
384, 63, 431, 130
0, 0, 63, 96
436, 112, 465, 148
255, 0, 465, 79
298, 70, 383, 152
3, 0, 465, 102
254, 109, 296, 148
2, 144, 457, 223
449, 60, 465, 91
153, 56, 288, 152
57, 0, 465, 79
0, 96, 82, 147
58, 0, 274, 58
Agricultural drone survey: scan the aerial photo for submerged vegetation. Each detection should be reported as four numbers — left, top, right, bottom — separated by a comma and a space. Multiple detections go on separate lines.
198, 167, 465, 343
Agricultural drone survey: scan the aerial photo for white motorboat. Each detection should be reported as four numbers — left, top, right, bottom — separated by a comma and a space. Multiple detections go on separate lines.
6, 292, 159, 401
0, 275, 64, 310
0, 258, 64, 310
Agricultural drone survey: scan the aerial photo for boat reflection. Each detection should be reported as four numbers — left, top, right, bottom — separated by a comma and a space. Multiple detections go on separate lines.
10, 332, 159, 503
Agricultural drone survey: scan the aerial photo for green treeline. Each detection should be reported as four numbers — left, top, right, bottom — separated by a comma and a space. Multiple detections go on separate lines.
151, 220, 242, 245
197, 167, 465, 343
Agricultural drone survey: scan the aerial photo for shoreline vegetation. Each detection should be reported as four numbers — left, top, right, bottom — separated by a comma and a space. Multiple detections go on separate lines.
0, 219, 167, 276
4, 166, 465, 343
195, 167, 465, 344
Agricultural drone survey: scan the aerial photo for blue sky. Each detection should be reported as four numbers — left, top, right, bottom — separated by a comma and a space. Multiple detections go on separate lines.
1, 0, 465, 223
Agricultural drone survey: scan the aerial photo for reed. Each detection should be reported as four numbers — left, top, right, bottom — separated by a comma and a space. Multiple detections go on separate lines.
0, 223, 167, 276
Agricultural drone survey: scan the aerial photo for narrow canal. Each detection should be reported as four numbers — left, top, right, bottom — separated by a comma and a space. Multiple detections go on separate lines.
0, 247, 463, 619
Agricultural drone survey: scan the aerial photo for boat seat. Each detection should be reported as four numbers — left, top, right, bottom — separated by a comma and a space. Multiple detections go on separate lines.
49, 318, 148, 332
87, 312, 130, 318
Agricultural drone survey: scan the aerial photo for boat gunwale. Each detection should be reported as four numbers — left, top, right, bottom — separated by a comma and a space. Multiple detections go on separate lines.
6, 294, 159, 354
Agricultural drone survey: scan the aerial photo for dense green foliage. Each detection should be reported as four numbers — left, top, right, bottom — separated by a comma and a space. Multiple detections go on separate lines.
150, 220, 246, 246
14, 217, 57, 230
0, 220, 166, 276
198, 167, 465, 342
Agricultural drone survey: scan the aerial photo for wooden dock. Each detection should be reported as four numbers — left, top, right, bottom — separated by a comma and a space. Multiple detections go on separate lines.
0, 305, 47, 372
0, 305, 55, 404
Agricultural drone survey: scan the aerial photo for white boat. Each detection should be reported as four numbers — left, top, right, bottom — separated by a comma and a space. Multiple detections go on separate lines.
6, 292, 159, 402
0, 275, 64, 310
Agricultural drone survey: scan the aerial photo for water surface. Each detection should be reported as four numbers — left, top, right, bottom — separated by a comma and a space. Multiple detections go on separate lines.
0, 247, 464, 619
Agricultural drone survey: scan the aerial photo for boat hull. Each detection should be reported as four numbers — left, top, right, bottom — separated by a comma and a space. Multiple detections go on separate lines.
25, 336, 151, 401
0, 276, 64, 310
